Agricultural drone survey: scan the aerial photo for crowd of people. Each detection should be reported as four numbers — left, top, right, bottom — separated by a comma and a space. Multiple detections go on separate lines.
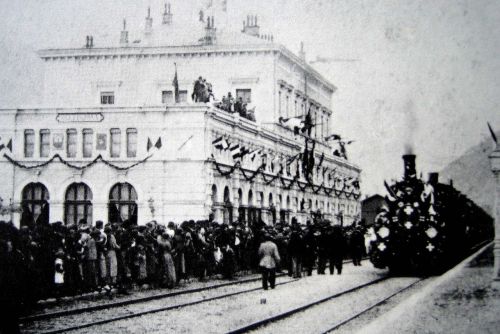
0, 217, 366, 327
191, 76, 256, 122
214, 92, 256, 122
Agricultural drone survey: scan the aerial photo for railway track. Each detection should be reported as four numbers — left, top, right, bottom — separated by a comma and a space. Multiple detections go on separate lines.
24, 259, 364, 324
21, 274, 271, 323
25, 276, 300, 334
225, 276, 398, 334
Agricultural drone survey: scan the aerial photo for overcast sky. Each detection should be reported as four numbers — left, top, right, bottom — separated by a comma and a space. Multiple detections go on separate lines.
0, 0, 499, 196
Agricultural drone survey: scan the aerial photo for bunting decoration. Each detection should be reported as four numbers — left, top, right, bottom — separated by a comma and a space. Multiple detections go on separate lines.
210, 156, 360, 199
3, 153, 152, 171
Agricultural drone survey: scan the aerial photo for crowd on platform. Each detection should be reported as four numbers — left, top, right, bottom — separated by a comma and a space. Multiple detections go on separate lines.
0, 217, 366, 317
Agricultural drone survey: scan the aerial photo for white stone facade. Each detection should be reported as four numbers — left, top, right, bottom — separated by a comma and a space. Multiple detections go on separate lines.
0, 13, 361, 227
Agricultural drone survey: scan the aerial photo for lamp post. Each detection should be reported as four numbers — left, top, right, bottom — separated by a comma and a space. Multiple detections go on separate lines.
489, 138, 500, 287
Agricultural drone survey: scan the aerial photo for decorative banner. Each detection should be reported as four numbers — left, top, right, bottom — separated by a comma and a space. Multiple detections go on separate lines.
96, 133, 107, 150
53, 133, 64, 150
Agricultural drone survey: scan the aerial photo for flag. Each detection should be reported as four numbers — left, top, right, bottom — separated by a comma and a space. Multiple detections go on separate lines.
302, 108, 313, 136
234, 146, 250, 159
384, 180, 397, 199
346, 140, 355, 145
316, 152, 324, 171
229, 144, 240, 159
488, 122, 497, 143
6, 139, 12, 152
0, 144, 4, 152
325, 134, 342, 141
147, 138, 153, 152
155, 137, 162, 149
279, 116, 303, 135
212, 136, 229, 150
248, 148, 261, 161
173, 63, 179, 103
287, 154, 298, 165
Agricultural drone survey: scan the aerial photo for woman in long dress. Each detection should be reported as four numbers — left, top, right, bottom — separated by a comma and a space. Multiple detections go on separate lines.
157, 232, 176, 288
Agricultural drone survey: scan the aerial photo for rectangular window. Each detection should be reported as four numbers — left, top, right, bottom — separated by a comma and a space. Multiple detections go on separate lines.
110, 128, 121, 157
82, 129, 93, 158
162, 90, 173, 104
126, 128, 137, 158
40, 129, 50, 158
24, 129, 35, 158
100, 91, 115, 105
179, 90, 188, 102
236, 89, 252, 103
66, 129, 77, 158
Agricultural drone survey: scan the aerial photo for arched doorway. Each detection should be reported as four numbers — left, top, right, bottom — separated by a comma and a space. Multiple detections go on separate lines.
223, 186, 232, 224
65, 183, 93, 226
109, 182, 138, 225
21, 182, 50, 227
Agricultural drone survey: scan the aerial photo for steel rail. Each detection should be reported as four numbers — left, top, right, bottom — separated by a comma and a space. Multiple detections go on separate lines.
38, 278, 300, 334
320, 278, 425, 333
21, 274, 270, 323
25, 258, 364, 323
226, 276, 389, 334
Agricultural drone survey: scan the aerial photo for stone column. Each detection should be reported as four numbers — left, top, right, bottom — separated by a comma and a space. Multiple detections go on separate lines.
489, 142, 500, 287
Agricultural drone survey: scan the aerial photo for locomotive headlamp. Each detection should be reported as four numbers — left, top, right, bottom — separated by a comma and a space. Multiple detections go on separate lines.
377, 242, 387, 251
425, 227, 438, 239
377, 226, 390, 238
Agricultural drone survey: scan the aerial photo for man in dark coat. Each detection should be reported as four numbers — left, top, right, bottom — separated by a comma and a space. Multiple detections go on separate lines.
302, 225, 317, 276
328, 225, 347, 275
350, 227, 365, 266
287, 224, 304, 278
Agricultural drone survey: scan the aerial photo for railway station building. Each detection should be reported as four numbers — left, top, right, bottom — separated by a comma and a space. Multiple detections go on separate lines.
0, 5, 362, 227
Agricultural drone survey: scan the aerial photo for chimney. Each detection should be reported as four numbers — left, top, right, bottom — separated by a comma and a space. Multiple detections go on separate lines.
299, 42, 306, 60
242, 14, 260, 37
145, 7, 153, 36
162, 3, 173, 25
428, 172, 439, 186
120, 19, 129, 46
203, 16, 217, 45
402, 154, 417, 180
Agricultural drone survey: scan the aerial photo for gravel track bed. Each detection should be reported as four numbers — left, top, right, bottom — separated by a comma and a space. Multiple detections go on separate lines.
70, 261, 387, 334
26, 273, 263, 317
20, 275, 288, 334
255, 277, 419, 334
332, 278, 433, 334
358, 245, 500, 334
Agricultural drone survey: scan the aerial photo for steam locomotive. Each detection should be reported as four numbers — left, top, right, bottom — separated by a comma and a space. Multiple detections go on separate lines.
369, 154, 494, 274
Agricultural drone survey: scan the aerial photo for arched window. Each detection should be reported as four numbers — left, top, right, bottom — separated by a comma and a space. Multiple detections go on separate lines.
269, 193, 276, 224
21, 182, 50, 227
211, 185, 218, 204
65, 183, 93, 225
109, 182, 138, 225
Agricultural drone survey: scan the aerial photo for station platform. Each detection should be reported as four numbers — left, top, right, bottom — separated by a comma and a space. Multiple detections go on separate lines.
358, 243, 500, 334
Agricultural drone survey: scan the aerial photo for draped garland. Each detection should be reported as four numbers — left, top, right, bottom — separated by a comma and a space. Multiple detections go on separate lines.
211, 157, 360, 199
3, 153, 152, 171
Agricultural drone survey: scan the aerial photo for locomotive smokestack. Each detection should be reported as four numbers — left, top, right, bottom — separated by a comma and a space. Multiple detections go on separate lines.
402, 154, 417, 179
428, 172, 439, 186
